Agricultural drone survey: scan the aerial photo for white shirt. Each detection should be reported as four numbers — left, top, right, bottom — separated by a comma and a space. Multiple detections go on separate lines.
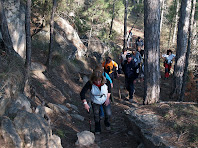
90, 84, 108, 105
162, 54, 176, 64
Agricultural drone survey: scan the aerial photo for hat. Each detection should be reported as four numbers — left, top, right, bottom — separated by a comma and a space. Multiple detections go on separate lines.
126, 53, 132, 58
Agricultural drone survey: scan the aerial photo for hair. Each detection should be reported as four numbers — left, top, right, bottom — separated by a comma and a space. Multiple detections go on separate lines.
167, 49, 172, 55
106, 57, 112, 63
138, 36, 140, 40
90, 66, 106, 85
122, 48, 127, 53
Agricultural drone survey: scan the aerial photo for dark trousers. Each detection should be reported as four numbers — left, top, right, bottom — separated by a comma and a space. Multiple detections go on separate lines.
92, 103, 111, 132
164, 63, 171, 78
125, 78, 135, 100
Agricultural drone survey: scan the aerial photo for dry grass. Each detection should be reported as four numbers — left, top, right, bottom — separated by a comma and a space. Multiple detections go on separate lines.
148, 103, 198, 147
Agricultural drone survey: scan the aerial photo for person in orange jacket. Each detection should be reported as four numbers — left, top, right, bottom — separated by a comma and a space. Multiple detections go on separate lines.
102, 57, 118, 82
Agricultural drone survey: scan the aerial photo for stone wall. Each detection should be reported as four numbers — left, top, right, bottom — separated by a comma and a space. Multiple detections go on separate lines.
2, 0, 26, 58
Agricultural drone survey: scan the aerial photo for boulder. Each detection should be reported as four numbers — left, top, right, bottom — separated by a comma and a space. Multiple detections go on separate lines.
48, 134, 63, 148
6, 94, 32, 118
75, 131, 95, 146
55, 17, 87, 58
13, 110, 62, 148
1, 116, 22, 148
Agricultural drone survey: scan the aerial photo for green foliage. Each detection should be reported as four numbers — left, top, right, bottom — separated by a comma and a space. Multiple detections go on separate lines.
74, 16, 90, 34
166, 1, 177, 25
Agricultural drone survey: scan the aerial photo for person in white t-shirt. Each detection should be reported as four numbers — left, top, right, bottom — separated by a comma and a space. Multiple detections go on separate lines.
162, 49, 176, 78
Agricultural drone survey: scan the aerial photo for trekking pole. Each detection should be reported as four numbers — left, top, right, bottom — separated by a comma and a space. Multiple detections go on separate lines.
87, 102, 92, 132
118, 79, 122, 99
88, 111, 92, 132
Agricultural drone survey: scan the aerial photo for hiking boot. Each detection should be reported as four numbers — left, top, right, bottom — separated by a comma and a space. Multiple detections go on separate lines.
95, 122, 101, 134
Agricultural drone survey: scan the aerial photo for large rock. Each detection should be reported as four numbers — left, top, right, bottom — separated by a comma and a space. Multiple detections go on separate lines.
6, 94, 32, 118
1, 116, 22, 148
48, 134, 63, 148
75, 131, 95, 146
2, 0, 26, 58
55, 17, 87, 58
125, 106, 175, 147
0, 97, 11, 116
13, 110, 62, 148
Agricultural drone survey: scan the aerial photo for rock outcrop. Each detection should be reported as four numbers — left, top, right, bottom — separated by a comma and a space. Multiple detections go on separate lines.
0, 94, 63, 148
2, 0, 26, 58
55, 17, 87, 59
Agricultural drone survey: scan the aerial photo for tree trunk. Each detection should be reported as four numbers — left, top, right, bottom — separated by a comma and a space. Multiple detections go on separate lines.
46, 0, 57, 68
168, 23, 173, 48
180, 0, 195, 101
109, 0, 116, 38
144, 0, 161, 104
25, 0, 32, 70
188, 0, 197, 71
0, 0, 17, 55
172, 0, 180, 45
171, 0, 192, 101
160, 0, 165, 32
123, 0, 128, 50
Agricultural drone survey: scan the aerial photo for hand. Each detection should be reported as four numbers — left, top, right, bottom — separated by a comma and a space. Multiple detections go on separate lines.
111, 83, 113, 88
84, 104, 90, 112
104, 98, 110, 106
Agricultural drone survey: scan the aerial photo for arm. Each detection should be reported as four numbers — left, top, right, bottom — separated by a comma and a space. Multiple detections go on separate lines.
104, 79, 111, 106
104, 72, 113, 88
113, 61, 118, 70
80, 81, 91, 112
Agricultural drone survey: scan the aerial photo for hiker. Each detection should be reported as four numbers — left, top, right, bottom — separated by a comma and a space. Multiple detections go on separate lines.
94, 66, 113, 119
122, 53, 139, 103
119, 48, 129, 73
135, 37, 144, 56
135, 37, 144, 82
80, 69, 112, 134
102, 57, 118, 82
131, 49, 141, 76
127, 29, 133, 49
162, 49, 176, 78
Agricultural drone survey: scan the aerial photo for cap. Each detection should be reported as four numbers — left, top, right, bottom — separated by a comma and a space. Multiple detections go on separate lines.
126, 53, 132, 58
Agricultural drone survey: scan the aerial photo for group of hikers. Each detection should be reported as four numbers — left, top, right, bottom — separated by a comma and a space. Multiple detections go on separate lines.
80, 31, 176, 134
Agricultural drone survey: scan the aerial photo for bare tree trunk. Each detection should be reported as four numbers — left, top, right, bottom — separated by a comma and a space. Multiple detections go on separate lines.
46, 0, 57, 68
172, 0, 180, 45
25, 0, 32, 70
171, 0, 192, 101
160, 0, 165, 32
189, 0, 197, 71
88, 17, 93, 50
24, 0, 32, 93
168, 23, 173, 48
123, 0, 128, 50
144, 0, 161, 104
109, 0, 116, 38
180, 0, 195, 101
0, 0, 18, 55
